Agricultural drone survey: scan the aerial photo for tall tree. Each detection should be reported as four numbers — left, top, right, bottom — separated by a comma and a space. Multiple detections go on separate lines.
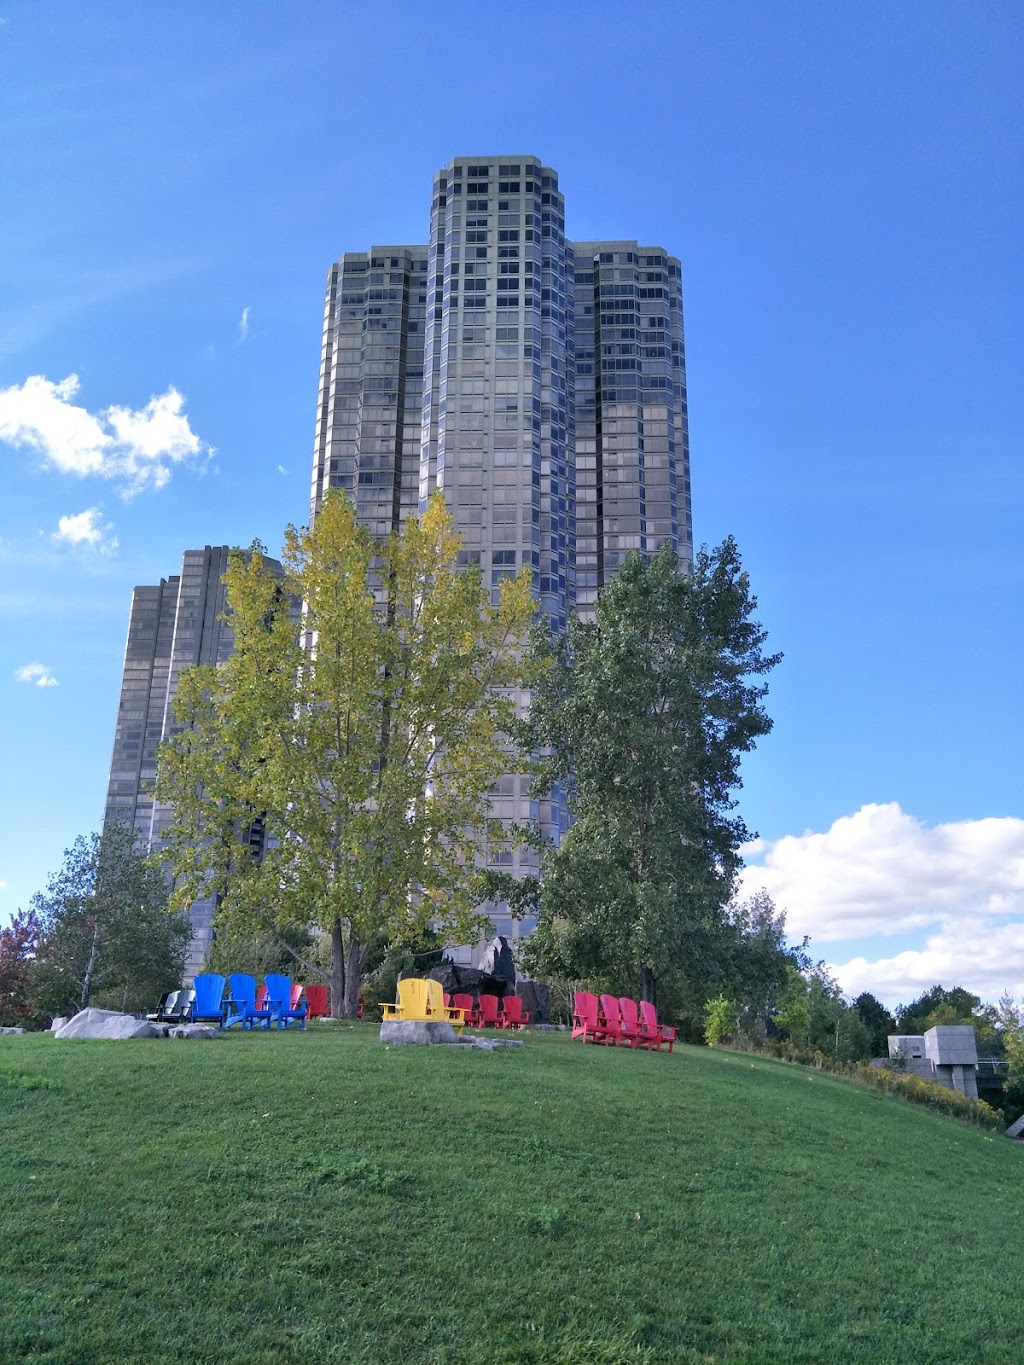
774, 966, 873, 1063
853, 992, 897, 1057
723, 889, 793, 1042
156, 491, 535, 1017
31, 824, 189, 1016
0, 908, 41, 1027
520, 538, 780, 1007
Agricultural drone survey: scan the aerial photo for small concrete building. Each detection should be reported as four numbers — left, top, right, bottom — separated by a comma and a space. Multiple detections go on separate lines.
887, 1025, 979, 1100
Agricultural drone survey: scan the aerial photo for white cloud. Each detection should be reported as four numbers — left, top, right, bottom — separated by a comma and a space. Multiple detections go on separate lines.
0, 373, 211, 494
238, 306, 250, 341
15, 661, 58, 688
276, 464, 287, 475
52, 507, 118, 554
739, 803, 1024, 1005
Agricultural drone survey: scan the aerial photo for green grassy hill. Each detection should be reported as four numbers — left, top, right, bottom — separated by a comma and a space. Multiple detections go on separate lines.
2, 1026, 1021, 1364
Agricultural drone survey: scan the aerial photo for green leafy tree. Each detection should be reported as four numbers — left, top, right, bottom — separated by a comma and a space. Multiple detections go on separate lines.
31, 824, 189, 1016
997, 994, 1024, 1115
520, 538, 780, 1008
704, 994, 740, 1046
723, 889, 792, 1043
204, 919, 321, 981
156, 491, 535, 1017
853, 992, 897, 1057
774, 965, 873, 1063
773, 964, 812, 1043
896, 984, 999, 1049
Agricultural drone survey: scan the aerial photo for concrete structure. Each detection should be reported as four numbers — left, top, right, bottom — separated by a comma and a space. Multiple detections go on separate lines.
103, 546, 283, 978
887, 1026, 980, 1100
311, 155, 693, 953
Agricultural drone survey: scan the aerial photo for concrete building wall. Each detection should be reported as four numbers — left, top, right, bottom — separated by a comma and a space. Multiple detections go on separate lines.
887, 1027, 981, 1099
104, 547, 283, 979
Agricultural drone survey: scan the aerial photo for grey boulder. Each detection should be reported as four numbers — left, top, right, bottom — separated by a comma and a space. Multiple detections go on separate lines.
53, 1008, 161, 1040
0, 1026, 26, 1035
380, 1020, 458, 1045
169, 1023, 219, 1040
50, 1017, 69, 1033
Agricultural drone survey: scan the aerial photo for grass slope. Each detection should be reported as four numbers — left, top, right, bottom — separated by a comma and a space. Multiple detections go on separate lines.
1, 1027, 1022, 1364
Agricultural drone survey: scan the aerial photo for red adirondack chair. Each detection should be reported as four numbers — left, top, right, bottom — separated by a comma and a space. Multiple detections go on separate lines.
599, 994, 626, 1046
617, 997, 648, 1049
453, 992, 479, 1026
304, 984, 329, 1018
572, 991, 605, 1043
639, 1000, 676, 1053
477, 994, 500, 1028
290, 983, 304, 1011
500, 995, 529, 1030
256, 984, 269, 1011
634, 998, 661, 1050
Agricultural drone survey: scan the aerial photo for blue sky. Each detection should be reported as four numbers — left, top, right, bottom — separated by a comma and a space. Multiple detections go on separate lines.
1, 1, 1021, 1007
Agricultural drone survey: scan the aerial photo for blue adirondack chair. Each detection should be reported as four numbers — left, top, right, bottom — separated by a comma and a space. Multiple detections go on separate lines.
226, 973, 274, 1030
264, 973, 307, 1030
191, 973, 228, 1027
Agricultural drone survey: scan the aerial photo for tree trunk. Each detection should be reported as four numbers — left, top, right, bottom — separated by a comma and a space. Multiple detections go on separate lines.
343, 932, 363, 1019
330, 917, 346, 1019
640, 964, 657, 1007
81, 919, 101, 1010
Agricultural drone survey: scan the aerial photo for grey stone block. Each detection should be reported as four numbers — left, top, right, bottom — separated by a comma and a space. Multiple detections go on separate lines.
169, 1024, 219, 1040
1005, 1112, 1024, 1139
50, 1017, 69, 1033
0, 1026, 25, 1035
53, 1008, 161, 1040
380, 1019, 459, 1045
888, 1034, 926, 1060
444, 1036, 525, 1050
924, 1025, 978, 1066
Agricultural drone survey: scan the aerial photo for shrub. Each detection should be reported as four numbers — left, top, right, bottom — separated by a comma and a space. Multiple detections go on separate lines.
726, 1037, 1002, 1130
704, 994, 739, 1046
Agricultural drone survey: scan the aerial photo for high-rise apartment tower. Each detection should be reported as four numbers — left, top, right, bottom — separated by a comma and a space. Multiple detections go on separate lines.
311, 155, 692, 948
103, 546, 282, 976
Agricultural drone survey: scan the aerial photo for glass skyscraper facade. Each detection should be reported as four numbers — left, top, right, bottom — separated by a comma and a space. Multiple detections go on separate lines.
311, 155, 693, 950
312, 156, 691, 609
103, 546, 282, 977
103, 155, 694, 976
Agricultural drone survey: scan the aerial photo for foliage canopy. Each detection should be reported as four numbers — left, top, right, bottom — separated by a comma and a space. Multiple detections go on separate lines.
30, 823, 188, 1016
156, 491, 535, 1015
519, 538, 781, 1008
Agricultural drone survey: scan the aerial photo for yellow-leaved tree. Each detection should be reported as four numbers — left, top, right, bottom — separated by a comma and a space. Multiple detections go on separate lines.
155, 491, 535, 1016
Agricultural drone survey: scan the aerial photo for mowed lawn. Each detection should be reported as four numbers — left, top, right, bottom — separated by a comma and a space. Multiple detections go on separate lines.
1, 1027, 1022, 1364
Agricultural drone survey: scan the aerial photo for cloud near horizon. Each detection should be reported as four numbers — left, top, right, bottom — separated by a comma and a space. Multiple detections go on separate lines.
15, 661, 58, 688
739, 803, 1024, 1005
52, 507, 118, 554
0, 373, 212, 494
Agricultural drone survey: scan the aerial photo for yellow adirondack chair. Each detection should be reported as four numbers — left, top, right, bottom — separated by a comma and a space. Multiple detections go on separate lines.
380, 978, 464, 1033
426, 979, 466, 1031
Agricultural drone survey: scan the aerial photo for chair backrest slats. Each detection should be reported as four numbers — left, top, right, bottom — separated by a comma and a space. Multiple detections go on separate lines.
229, 974, 257, 1010
193, 974, 225, 1014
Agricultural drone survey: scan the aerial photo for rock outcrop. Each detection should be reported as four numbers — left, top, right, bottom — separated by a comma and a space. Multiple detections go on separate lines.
53, 1009, 161, 1040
